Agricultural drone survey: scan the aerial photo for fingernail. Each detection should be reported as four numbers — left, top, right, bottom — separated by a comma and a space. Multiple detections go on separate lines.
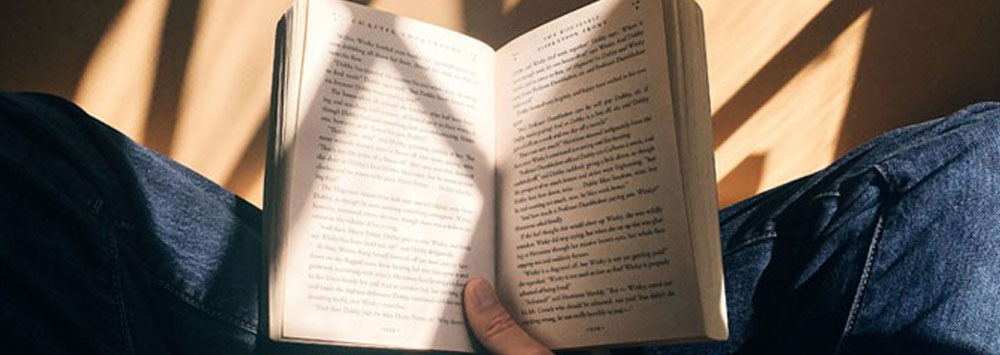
471, 279, 497, 308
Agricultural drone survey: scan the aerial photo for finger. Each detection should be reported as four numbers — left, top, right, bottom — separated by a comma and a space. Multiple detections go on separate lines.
463, 277, 553, 355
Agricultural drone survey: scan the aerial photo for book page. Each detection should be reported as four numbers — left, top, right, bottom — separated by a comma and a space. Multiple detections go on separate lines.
276, 0, 495, 352
495, 0, 704, 348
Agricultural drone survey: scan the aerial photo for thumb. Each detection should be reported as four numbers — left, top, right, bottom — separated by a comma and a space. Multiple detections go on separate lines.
463, 277, 552, 355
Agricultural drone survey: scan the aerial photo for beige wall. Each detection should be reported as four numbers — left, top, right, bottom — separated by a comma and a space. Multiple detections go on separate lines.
2, 0, 998, 207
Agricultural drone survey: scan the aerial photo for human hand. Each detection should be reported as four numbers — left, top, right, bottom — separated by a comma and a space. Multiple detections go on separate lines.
463, 277, 554, 355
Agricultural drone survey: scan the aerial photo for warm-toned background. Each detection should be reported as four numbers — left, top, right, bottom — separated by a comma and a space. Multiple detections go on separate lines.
2, 0, 998, 208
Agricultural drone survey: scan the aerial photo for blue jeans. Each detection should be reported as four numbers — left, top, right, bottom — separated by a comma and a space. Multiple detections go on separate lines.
1, 93, 998, 354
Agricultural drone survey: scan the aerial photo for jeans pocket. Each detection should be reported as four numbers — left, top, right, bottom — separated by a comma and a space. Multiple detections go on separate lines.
742, 167, 890, 353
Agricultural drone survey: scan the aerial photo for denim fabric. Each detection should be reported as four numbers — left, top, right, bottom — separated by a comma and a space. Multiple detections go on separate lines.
1, 93, 998, 354
0, 94, 260, 354
637, 102, 1000, 355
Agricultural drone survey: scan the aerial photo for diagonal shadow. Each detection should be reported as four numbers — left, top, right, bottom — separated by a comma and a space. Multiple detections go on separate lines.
224, 110, 270, 200
267, 1, 490, 351
0, 0, 125, 97
223, 0, 374, 202
836, 0, 1000, 156
266, 0, 655, 351
142, 0, 200, 155
229, 0, 599, 206
717, 153, 766, 208
711, 0, 875, 149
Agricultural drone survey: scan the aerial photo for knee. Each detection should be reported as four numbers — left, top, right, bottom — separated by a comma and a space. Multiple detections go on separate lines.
874, 102, 1000, 194
876, 102, 1000, 241
936, 101, 1000, 153
952, 101, 1000, 121
935, 101, 1000, 181
849, 104, 1000, 351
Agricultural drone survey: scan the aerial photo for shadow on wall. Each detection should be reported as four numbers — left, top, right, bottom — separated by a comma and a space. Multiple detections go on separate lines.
717, 154, 765, 208
0, 0, 998, 207
712, 0, 1000, 206
837, 0, 1000, 155
141, 0, 200, 155
0, 1, 126, 97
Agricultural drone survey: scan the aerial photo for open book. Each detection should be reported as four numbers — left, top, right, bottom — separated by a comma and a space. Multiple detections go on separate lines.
263, 0, 726, 352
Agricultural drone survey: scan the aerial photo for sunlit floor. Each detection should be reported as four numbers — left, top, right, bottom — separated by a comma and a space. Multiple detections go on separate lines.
1, 0, 998, 207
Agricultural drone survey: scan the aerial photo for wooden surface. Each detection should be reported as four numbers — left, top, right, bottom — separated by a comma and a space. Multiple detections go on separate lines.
2, 0, 998, 207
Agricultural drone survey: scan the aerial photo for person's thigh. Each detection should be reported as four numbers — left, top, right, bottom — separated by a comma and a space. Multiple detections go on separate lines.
634, 102, 1000, 354
0, 93, 261, 354
0, 93, 406, 355
4, 94, 998, 354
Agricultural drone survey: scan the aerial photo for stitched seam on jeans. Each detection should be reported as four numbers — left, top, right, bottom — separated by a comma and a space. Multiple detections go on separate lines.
113, 222, 256, 334
107, 223, 137, 355
115, 219, 137, 230
872, 165, 890, 193
723, 229, 778, 256
151, 277, 257, 334
88, 196, 104, 215
833, 212, 884, 354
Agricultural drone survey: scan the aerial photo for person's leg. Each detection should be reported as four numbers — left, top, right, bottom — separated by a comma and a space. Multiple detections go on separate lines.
636, 102, 1000, 354
0, 93, 261, 354
0, 93, 402, 355
4, 92, 998, 354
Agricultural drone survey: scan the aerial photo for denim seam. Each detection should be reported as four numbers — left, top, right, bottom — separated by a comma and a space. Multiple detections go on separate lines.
109, 218, 256, 334
106, 217, 137, 355
868, 107, 998, 185
88, 196, 104, 215
833, 193, 887, 354
723, 229, 778, 257
115, 219, 136, 230
151, 277, 257, 334
871, 164, 890, 188
806, 191, 841, 204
